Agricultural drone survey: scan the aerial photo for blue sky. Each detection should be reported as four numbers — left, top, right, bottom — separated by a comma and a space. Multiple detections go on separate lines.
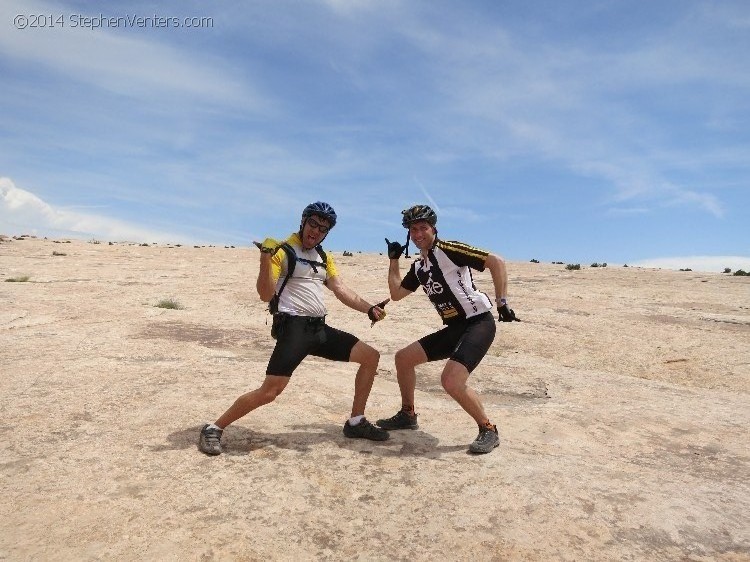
1, 0, 749, 271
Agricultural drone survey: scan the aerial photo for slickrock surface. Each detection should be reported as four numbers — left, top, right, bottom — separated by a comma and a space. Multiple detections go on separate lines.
2, 238, 748, 560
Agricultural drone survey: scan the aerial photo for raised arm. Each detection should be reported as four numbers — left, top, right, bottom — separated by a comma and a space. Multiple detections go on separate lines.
388, 258, 413, 301
256, 252, 276, 303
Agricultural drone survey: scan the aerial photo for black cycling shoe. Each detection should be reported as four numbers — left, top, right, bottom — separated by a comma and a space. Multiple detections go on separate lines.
343, 418, 390, 441
375, 410, 419, 430
468, 425, 499, 454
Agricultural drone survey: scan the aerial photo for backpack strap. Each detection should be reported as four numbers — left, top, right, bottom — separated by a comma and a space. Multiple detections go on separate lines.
315, 245, 328, 266
268, 242, 296, 314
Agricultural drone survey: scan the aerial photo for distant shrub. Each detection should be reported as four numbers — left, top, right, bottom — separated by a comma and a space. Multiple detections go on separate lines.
530, 259, 539, 263
552, 261, 564, 265
679, 268, 692, 272
52, 251, 66, 256
723, 268, 732, 274
6, 275, 30, 282
565, 264, 581, 271
141, 243, 149, 247
623, 264, 629, 267
155, 298, 184, 310
733, 269, 748, 276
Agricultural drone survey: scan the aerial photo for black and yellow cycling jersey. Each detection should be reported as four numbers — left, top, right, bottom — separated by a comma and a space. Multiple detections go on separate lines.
270, 233, 338, 317
400, 239, 493, 324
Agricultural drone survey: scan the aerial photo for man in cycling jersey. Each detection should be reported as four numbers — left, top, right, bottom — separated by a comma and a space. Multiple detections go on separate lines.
199, 202, 390, 455
377, 205, 519, 454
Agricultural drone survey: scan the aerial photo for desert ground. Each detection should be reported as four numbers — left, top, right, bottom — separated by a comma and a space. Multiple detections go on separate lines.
1, 236, 748, 561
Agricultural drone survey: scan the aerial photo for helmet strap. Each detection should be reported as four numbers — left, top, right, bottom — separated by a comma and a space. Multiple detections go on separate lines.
404, 231, 410, 258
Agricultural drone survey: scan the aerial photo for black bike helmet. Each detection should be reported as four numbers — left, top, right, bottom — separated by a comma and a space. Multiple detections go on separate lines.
401, 204, 437, 228
302, 201, 337, 228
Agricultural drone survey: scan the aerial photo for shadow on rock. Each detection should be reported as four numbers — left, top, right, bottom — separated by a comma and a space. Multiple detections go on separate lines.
158, 423, 470, 459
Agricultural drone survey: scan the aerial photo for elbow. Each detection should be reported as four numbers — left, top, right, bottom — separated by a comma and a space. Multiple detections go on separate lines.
486, 253, 506, 272
257, 287, 274, 302
487, 253, 504, 266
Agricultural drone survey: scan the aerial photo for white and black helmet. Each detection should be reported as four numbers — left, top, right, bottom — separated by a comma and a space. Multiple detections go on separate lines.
401, 204, 437, 228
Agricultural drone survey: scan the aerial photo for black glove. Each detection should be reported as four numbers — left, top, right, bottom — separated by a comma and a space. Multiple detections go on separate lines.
385, 238, 406, 259
368, 299, 390, 323
498, 304, 520, 322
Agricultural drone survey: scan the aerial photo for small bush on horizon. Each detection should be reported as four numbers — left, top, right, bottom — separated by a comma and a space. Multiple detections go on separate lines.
52, 251, 66, 256
155, 298, 184, 310
590, 262, 608, 268
530, 259, 539, 263
6, 275, 30, 282
90, 239, 100, 244
723, 268, 732, 274
566, 264, 581, 271
679, 268, 693, 272
733, 269, 748, 276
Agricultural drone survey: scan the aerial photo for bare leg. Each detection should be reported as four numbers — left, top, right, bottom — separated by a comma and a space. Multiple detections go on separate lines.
348, 341, 380, 417
394, 341, 428, 409
214, 375, 290, 429
440, 360, 489, 425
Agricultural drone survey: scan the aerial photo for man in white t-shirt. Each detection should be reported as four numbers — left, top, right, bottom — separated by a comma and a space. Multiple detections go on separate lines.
199, 202, 390, 455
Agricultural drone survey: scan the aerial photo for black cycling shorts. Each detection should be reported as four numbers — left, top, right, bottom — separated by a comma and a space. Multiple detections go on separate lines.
417, 311, 496, 373
266, 315, 359, 376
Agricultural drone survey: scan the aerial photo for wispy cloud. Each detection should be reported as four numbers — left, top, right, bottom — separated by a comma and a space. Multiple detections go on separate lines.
0, 0, 259, 108
388, 3, 747, 218
0, 177, 187, 242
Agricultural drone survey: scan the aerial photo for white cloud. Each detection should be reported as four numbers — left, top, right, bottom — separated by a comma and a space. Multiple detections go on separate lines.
0, 0, 257, 107
0, 177, 187, 243
631, 255, 750, 273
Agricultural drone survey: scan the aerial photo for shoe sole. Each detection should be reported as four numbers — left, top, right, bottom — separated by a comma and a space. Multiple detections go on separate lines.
468, 441, 499, 454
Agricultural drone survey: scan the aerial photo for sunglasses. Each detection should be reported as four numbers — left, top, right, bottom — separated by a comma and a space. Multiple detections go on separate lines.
306, 217, 330, 234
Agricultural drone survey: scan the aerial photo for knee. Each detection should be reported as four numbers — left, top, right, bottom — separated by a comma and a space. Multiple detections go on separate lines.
394, 348, 412, 371
356, 344, 380, 369
441, 374, 464, 397
369, 347, 381, 368
257, 385, 284, 405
